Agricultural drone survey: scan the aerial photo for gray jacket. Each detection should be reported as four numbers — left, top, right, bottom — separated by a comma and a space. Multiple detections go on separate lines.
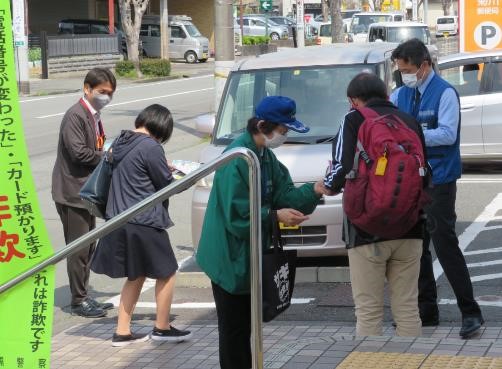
52, 100, 103, 208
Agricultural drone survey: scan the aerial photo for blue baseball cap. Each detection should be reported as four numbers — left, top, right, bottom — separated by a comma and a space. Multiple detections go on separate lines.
255, 96, 310, 133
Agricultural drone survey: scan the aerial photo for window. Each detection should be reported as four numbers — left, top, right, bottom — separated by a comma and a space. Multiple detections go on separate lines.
140, 24, 149, 36
91, 24, 109, 34
441, 63, 483, 97
74, 23, 91, 34
254, 20, 266, 27
437, 17, 454, 24
387, 27, 430, 44
242, 19, 250, 26
171, 26, 184, 38
150, 24, 160, 37
216, 64, 383, 144
185, 24, 202, 37
491, 62, 502, 93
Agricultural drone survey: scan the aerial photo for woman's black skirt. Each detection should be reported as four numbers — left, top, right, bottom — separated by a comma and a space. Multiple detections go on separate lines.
91, 222, 178, 280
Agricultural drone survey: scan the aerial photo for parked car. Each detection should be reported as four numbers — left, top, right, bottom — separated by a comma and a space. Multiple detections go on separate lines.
367, 22, 433, 46
438, 50, 502, 161
309, 9, 361, 31
349, 12, 405, 42
140, 15, 209, 63
315, 22, 350, 45
192, 43, 410, 257
57, 18, 136, 57
435, 15, 458, 37
239, 16, 289, 40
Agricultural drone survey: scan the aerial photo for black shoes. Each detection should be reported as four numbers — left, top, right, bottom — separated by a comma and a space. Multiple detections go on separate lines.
88, 297, 114, 310
421, 316, 440, 327
460, 316, 484, 339
150, 326, 193, 342
71, 299, 106, 318
112, 332, 150, 347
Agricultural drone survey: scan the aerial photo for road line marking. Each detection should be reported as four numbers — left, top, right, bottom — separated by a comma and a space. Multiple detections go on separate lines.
132, 298, 316, 309
104, 256, 193, 306
36, 87, 215, 119
440, 298, 502, 307
471, 273, 502, 282
434, 193, 502, 281
467, 259, 502, 268
20, 74, 214, 103
464, 247, 502, 256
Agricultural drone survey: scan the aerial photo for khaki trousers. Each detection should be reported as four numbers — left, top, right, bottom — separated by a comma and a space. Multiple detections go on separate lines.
348, 239, 422, 337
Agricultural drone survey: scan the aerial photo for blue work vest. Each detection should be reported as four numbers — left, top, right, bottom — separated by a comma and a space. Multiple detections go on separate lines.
396, 75, 461, 184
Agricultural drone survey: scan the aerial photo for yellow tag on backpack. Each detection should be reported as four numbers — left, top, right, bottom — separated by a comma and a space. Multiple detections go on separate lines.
375, 155, 388, 176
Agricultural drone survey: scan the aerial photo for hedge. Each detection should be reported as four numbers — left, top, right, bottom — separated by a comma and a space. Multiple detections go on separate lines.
242, 36, 270, 45
115, 58, 171, 77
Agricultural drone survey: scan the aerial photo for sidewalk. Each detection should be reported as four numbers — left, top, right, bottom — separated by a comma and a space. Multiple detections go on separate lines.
52, 321, 502, 369
27, 60, 215, 97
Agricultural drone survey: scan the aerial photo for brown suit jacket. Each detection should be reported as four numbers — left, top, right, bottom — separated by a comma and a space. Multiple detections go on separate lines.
52, 100, 104, 208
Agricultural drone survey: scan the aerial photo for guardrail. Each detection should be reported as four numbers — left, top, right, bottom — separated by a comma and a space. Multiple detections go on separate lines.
0, 147, 265, 369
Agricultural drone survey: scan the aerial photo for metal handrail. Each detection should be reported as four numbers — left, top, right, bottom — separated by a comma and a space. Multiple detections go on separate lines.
0, 147, 264, 369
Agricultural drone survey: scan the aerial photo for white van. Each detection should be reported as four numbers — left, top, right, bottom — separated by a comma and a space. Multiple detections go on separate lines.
367, 22, 433, 46
435, 16, 458, 37
140, 15, 209, 63
349, 12, 405, 43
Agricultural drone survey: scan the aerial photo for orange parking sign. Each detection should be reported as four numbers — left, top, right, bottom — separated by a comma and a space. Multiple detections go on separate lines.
460, 0, 502, 52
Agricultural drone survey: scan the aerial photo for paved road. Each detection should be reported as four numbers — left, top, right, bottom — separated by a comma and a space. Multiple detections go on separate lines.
19, 73, 214, 333
20, 43, 502, 337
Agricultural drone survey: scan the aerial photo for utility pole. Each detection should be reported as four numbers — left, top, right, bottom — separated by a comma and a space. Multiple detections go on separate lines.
296, 0, 305, 47
412, 0, 418, 20
108, 0, 115, 34
13, 0, 29, 94
424, 0, 429, 25
160, 0, 169, 59
214, 0, 235, 113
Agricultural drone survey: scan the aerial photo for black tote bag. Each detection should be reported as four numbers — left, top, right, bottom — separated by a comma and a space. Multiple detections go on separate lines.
262, 210, 297, 323
79, 146, 113, 219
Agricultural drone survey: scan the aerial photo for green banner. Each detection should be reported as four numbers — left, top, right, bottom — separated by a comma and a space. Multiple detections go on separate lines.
0, 4, 55, 369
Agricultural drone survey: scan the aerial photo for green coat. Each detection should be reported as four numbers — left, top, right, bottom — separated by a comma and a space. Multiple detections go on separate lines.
196, 131, 320, 294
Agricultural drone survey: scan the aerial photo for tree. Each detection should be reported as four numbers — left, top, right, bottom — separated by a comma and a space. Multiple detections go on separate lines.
441, 0, 453, 15
118, 0, 150, 77
328, 0, 344, 43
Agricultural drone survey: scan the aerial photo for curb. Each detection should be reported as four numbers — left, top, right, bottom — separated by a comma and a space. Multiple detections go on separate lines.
175, 266, 351, 288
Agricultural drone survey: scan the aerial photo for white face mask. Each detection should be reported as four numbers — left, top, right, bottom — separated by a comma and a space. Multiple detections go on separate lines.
90, 92, 112, 111
263, 131, 287, 149
401, 64, 424, 89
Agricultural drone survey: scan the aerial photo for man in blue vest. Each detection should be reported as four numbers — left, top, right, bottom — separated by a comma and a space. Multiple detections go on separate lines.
390, 38, 483, 338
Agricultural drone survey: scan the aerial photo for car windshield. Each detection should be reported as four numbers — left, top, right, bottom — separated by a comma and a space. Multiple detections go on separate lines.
352, 14, 392, 32
319, 24, 331, 37
387, 27, 430, 44
214, 65, 382, 144
184, 24, 202, 37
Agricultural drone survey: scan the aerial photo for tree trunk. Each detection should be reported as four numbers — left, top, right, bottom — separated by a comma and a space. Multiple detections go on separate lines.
118, 0, 149, 77
330, 0, 344, 43
442, 0, 452, 15
322, 0, 330, 22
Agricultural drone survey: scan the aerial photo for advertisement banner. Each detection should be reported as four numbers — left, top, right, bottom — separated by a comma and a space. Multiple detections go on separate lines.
460, 0, 502, 52
0, 3, 55, 369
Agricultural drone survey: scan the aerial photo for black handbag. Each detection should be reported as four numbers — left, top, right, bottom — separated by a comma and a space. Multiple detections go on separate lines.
262, 210, 297, 323
79, 146, 113, 219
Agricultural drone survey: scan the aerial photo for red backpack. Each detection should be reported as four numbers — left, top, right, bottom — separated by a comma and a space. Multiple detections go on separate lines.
343, 107, 429, 239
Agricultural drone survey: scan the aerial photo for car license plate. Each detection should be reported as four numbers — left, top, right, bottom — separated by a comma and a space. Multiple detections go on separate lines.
279, 222, 299, 230
202, 53, 207, 58
443, 32, 449, 37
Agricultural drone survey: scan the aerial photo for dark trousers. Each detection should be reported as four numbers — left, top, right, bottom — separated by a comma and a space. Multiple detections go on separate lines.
212, 282, 251, 369
418, 182, 482, 319
55, 203, 96, 306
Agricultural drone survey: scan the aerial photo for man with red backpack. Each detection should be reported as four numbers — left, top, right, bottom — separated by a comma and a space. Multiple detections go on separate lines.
324, 72, 429, 336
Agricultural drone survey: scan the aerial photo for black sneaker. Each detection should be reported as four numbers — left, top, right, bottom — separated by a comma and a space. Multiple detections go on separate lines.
150, 326, 192, 342
87, 297, 114, 310
112, 332, 150, 347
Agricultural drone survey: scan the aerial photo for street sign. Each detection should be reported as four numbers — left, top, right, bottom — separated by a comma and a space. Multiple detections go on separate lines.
260, 0, 272, 12
460, 0, 502, 52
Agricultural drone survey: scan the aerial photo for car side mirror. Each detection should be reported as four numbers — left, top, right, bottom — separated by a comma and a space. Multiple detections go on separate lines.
196, 114, 215, 135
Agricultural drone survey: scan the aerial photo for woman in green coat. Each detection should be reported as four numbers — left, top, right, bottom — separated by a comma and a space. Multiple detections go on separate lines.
196, 96, 330, 369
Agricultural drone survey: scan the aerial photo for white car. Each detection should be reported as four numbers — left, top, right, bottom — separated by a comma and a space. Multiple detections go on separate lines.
438, 50, 502, 161
367, 22, 433, 46
435, 16, 458, 37
349, 11, 405, 43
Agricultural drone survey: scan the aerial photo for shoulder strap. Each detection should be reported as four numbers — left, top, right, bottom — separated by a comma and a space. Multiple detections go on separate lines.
356, 107, 380, 121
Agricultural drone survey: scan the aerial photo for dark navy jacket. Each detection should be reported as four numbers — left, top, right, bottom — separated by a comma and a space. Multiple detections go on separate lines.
106, 130, 174, 229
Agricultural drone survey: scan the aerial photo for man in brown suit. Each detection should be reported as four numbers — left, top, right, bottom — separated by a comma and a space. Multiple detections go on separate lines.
52, 68, 116, 317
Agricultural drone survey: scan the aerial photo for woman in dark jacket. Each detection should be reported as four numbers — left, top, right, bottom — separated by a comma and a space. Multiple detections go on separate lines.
91, 104, 191, 346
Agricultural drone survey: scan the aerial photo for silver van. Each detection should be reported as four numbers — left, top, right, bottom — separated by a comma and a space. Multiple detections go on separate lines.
349, 12, 405, 43
367, 22, 433, 46
140, 15, 209, 63
192, 43, 406, 257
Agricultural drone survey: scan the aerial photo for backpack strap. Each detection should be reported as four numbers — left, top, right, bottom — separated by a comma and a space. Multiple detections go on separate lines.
356, 107, 380, 121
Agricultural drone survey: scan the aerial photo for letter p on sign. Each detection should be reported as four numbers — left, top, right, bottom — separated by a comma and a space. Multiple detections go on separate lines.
474, 22, 502, 49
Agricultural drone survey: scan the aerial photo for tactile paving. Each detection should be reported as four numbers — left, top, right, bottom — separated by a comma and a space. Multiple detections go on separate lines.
336, 351, 426, 369
421, 355, 502, 369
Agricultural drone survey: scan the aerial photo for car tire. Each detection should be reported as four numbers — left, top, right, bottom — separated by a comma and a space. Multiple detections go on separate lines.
185, 51, 198, 64
199, 58, 208, 63
270, 32, 280, 41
